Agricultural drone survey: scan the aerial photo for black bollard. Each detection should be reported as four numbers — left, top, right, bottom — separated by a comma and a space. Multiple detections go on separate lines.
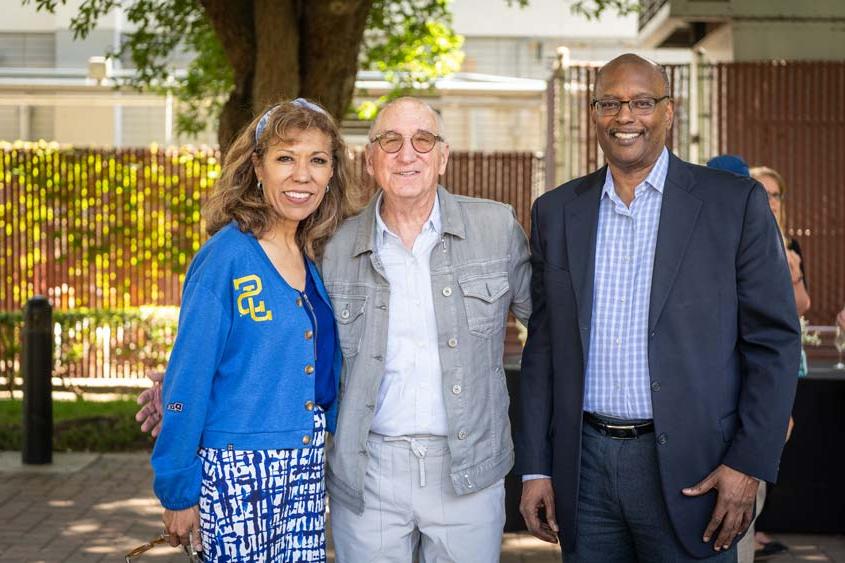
22, 296, 53, 464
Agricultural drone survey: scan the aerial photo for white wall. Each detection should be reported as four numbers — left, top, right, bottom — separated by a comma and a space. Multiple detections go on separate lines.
452, 0, 638, 39
732, 20, 845, 61
4, 0, 122, 33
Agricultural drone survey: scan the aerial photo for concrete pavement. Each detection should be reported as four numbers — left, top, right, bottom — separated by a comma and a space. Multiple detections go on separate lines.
0, 452, 842, 562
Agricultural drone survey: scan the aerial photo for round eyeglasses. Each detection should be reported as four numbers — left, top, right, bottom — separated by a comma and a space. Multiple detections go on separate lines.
369, 130, 444, 154
592, 96, 672, 117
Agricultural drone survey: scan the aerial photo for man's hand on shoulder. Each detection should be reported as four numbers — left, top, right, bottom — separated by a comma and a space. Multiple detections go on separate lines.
135, 371, 164, 437
682, 464, 759, 552
519, 478, 560, 544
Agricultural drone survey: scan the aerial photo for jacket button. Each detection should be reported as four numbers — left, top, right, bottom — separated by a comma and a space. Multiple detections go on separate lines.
442, 287, 452, 297
651, 381, 661, 392
296, 298, 303, 307
304, 364, 314, 375
302, 435, 312, 445
657, 433, 668, 445
447, 337, 458, 348
341, 309, 350, 319
305, 401, 314, 411
305, 330, 313, 340
458, 430, 467, 440
452, 384, 462, 395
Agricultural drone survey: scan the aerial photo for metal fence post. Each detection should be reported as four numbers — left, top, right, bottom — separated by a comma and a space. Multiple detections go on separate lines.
22, 296, 53, 464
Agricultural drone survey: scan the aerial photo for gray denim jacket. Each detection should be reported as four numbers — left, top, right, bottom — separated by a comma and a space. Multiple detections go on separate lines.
321, 186, 532, 514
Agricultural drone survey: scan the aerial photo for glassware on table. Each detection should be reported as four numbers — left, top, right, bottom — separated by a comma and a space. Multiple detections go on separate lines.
834, 326, 845, 370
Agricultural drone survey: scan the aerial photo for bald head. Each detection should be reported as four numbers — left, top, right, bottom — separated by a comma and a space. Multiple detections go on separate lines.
595, 54, 670, 98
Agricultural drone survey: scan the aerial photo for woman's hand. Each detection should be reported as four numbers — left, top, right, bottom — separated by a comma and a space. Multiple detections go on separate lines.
786, 250, 810, 315
163, 506, 202, 553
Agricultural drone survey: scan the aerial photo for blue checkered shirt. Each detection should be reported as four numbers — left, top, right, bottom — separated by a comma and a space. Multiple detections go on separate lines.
583, 147, 669, 420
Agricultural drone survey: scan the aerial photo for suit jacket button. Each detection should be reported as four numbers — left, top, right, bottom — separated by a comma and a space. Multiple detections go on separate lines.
651, 381, 661, 392
657, 433, 667, 445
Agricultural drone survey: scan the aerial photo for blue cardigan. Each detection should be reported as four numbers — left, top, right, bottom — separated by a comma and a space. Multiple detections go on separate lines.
151, 223, 341, 510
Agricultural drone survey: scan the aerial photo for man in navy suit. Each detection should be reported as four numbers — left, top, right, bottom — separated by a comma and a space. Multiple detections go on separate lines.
517, 53, 800, 561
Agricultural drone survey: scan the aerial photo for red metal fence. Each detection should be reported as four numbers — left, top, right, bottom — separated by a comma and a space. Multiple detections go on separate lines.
548, 60, 845, 325
709, 61, 845, 325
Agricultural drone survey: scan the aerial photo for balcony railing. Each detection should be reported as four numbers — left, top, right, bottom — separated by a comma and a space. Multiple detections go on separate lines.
638, 0, 669, 30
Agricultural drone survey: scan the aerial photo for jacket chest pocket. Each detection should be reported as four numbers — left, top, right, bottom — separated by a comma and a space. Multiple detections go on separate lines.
458, 272, 510, 337
332, 295, 367, 357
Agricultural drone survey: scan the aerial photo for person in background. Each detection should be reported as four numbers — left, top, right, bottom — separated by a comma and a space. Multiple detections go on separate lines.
750, 166, 810, 316
149, 98, 356, 561
706, 156, 795, 563
745, 165, 810, 558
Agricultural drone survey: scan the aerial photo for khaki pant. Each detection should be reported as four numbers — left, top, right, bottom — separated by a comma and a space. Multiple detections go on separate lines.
737, 483, 767, 563
330, 433, 506, 562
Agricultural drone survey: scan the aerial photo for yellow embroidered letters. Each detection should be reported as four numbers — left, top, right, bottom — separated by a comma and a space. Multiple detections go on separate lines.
233, 274, 273, 322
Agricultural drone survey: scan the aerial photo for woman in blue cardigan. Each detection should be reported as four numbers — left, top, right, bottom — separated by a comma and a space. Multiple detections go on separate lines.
150, 98, 356, 561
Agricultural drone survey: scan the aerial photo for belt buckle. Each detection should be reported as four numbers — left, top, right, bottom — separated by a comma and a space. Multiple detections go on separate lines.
604, 422, 638, 439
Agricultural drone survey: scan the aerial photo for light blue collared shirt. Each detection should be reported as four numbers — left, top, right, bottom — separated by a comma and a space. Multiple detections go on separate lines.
583, 147, 669, 420
370, 193, 449, 436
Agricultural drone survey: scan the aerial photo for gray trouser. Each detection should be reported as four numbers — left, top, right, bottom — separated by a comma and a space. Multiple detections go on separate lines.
330, 433, 506, 562
737, 484, 767, 563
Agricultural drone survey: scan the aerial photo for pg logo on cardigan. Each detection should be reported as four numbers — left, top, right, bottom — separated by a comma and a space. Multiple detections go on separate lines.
233, 274, 273, 322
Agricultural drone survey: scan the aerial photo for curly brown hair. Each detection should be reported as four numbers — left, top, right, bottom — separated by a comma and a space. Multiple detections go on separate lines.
203, 99, 359, 259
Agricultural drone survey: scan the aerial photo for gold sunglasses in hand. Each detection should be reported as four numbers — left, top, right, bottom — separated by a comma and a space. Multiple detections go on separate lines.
125, 531, 200, 562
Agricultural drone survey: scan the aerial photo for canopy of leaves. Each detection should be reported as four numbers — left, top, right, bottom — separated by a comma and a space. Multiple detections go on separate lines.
23, 0, 635, 136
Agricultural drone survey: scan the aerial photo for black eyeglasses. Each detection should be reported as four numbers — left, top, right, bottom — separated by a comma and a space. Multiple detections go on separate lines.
592, 96, 672, 116
369, 130, 444, 154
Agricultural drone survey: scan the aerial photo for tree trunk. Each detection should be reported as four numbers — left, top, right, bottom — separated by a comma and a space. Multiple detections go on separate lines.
203, 0, 374, 155
199, 0, 256, 154
253, 0, 300, 112
300, 0, 373, 118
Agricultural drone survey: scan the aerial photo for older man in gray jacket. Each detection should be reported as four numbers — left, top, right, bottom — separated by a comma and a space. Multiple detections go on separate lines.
324, 97, 531, 560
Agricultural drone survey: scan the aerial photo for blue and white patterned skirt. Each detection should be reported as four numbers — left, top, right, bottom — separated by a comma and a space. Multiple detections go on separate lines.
198, 408, 327, 562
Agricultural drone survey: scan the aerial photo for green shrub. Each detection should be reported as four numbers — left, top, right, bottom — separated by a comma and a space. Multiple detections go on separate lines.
0, 398, 154, 451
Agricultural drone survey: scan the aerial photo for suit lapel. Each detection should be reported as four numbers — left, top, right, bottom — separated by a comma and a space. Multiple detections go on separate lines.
565, 168, 605, 357
648, 154, 702, 332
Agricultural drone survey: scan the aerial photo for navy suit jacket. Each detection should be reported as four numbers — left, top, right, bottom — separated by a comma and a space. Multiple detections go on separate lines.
517, 153, 800, 558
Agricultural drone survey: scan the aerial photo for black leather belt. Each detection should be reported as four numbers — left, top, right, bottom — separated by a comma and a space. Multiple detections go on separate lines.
584, 412, 654, 439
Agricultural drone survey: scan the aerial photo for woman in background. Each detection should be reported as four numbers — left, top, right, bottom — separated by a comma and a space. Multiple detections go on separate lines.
749, 165, 809, 559
751, 166, 810, 316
